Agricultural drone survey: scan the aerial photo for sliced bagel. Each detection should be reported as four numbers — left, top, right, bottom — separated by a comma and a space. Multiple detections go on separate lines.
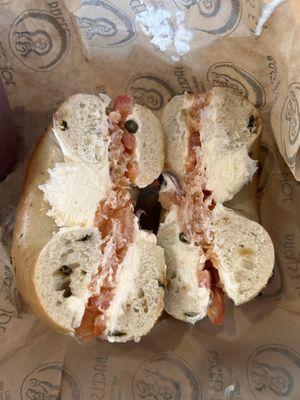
53, 94, 164, 188
158, 88, 274, 325
104, 230, 165, 343
33, 227, 102, 332
162, 87, 262, 203
52, 94, 110, 165
157, 208, 210, 324
213, 204, 274, 306
12, 94, 166, 341
127, 104, 164, 188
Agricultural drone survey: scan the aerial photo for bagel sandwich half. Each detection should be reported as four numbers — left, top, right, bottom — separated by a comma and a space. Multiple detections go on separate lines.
157, 88, 274, 325
12, 94, 166, 342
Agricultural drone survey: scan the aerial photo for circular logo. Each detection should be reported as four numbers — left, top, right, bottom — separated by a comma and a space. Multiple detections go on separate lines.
21, 362, 82, 400
247, 344, 300, 399
132, 355, 202, 400
207, 62, 266, 109
77, 0, 137, 48
174, 0, 241, 36
127, 74, 177, 111
9, 10, 70, 72
173, 0, 198, 9
280, 83, 300, 169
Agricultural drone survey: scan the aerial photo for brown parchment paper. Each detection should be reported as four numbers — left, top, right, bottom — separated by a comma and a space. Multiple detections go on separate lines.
1, 1, 300, 399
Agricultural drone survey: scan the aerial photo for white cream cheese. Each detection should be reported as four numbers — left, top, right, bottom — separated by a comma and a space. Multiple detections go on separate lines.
40, 161, 110, 227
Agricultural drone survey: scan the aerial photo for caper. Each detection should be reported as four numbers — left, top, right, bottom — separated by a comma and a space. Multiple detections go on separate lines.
107, 331, 126, 337
179, 232, 189, 243
247, 115, 255, 131
184, 312, 199, 318
77, 234, 91, 242
59, 120, 68, 131
60, 265, 72, 275
125, 119, 138, 133
63, 287, 72, 298
158, 280, 165, 288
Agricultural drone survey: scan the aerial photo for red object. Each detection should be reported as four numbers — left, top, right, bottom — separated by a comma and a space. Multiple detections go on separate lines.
113, 95, 133, 121
122, 131, 136, 152
0, 78, 18, 180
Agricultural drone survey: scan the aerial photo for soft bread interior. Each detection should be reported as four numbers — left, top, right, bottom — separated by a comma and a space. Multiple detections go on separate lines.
35, 227, 101, 331
127, 104, 164, 188
213, 204, 274, 305
161, 94, 193, 178
224, 129, 261, 222
53, 94, 110, 164
157, 208, 210, 324
104, 230, 165, 342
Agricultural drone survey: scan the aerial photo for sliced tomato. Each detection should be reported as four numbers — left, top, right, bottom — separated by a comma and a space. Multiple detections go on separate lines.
113, 95, 133, 121
93, 315, 106, 337
189, 131, 201, 148
207, 287, 225, 325
122, 131, 136, 152
75, 309, 95, 340
197, 269, 211, 290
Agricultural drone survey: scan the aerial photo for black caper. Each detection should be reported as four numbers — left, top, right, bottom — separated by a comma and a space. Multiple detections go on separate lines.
77, 234, 91, 242
107, 331, 126, 337
63, 287, 72, 298
179, 232, 189, 243
247, 115, 255, 131
60, 265, 72, 275
59, 120, 68, 131
184, 312, 199, 318
125, 119, 138, 133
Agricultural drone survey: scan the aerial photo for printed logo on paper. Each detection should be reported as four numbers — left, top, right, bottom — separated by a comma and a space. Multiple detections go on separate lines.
132, 354, 202, 400
21, 362, 82, 400
0, 263, 18, 305
77, 0, 137, 47
247, 344, 300, 399
280, 83, 300, 170
173, 0, 242, 36
174, 0, 198, 9
127, 74, 177, 111
207, 62, 266, 109
9, 10, 70, 72
0, 41, 16, 85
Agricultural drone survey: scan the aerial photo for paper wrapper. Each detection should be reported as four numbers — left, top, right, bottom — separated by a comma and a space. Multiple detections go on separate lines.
1, 0, 300, 399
